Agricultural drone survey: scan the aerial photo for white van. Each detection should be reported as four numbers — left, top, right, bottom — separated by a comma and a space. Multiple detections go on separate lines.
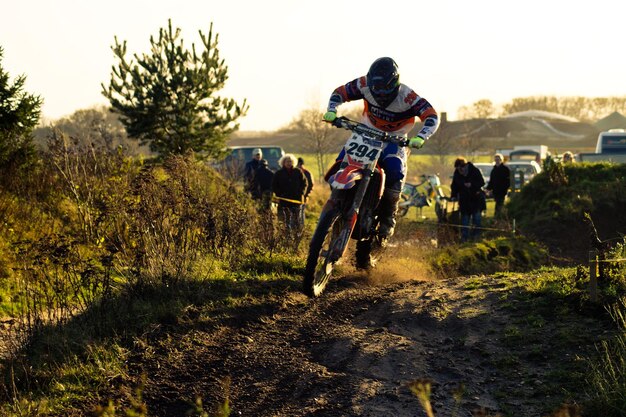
595, 129, 626, 154
579, 129, 626, 163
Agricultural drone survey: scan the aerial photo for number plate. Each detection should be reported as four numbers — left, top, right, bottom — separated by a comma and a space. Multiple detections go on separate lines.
343, 132, 383, 165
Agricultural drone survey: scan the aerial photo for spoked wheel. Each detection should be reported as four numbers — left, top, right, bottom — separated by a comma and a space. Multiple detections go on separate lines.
303, 208, 343, 297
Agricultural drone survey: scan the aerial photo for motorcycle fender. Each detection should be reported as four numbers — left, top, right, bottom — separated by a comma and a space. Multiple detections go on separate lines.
329, 167, 363, 190
333, 212, 358, 259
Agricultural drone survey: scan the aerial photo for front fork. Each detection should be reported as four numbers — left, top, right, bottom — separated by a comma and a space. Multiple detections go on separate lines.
321, 174, 372, 261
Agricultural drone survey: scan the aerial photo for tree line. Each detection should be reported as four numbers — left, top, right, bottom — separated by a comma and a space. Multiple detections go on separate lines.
458, 96, 626, 122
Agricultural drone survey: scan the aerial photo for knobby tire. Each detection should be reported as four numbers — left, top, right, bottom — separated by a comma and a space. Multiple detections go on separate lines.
303, 208, 342, 297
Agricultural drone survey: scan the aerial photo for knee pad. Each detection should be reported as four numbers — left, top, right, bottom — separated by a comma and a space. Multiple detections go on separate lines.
381, 157, 405, 184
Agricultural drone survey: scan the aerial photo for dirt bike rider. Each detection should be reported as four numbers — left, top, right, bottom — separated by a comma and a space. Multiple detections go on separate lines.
323, 57, 439, 245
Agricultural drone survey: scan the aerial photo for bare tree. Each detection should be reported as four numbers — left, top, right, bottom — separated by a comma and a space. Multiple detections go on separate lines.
424, 121, 456, 167
284, 102, 363, 181
285, 107, 339, 181
458, 99, 497, 120
459, 133, 488, 158
428, 112, 488, 161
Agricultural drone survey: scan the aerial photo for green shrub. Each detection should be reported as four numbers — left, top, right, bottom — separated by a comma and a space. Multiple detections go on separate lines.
112, 154, 257, 286
429, 236, 548, 278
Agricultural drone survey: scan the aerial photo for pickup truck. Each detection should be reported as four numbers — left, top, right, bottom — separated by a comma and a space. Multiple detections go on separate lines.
212, 145, 286, 180
578, 130, 626, 163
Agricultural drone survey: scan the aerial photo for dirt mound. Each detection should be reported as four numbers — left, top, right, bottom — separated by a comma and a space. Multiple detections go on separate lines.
508, 163, 626, 262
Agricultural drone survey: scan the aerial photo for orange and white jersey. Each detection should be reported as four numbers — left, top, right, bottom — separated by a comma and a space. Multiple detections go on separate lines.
327, 76, 439, 139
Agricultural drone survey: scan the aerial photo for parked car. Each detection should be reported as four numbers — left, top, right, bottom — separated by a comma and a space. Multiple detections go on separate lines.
509, 145, 549, 162
213, 145, 285, 178
473, 163, 493, 183
474, 161, 541, 193
507, 160, 541, 191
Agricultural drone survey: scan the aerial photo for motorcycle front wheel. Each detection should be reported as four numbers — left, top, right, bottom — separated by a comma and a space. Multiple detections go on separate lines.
303, 207, 343, 297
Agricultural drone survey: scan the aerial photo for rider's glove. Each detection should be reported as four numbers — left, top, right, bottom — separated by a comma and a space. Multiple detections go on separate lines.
323, 111, 337, 122
409, 136, 425, 149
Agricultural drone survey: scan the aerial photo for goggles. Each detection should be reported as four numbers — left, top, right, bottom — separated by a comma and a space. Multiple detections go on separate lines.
370, 83, 397, 96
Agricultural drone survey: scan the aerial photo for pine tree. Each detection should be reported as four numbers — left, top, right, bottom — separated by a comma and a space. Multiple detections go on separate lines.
0, 46, 42, 174
102, 20, 248, 157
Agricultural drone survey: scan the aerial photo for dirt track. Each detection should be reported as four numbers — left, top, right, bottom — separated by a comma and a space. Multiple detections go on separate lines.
131, 266, 611, 417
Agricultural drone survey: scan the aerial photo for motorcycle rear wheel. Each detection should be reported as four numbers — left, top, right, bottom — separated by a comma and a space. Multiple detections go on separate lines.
303, 208, 343, 297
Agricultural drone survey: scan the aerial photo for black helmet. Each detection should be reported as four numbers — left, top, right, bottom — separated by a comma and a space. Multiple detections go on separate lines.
366, 57, 400, 107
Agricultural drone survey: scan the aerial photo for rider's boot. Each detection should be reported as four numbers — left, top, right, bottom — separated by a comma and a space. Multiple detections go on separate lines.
355, 239, 374, 270
377, 181, 402, 247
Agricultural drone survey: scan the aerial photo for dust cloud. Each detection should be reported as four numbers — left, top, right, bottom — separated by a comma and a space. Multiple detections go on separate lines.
341, 240, 436, 287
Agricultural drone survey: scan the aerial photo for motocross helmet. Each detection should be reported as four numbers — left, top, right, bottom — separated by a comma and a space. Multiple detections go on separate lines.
366, 57, 400, 107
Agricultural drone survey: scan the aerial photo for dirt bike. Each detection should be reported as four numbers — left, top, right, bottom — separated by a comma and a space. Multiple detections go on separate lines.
398, 174, 448, 221
303, 117, 409, 297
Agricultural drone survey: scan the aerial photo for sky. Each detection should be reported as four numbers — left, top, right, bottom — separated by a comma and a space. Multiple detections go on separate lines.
2, 0, 626, 132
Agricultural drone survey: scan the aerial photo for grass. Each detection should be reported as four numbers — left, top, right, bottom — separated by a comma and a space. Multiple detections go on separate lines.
2, 343, 130, 415
585, 301, 626, 417
0, 280, 19, 317
1, 260, 303, 416
428, 236, 549, 278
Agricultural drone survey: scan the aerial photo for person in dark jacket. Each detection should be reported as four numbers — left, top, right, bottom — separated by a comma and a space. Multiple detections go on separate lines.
253, 159, 274, 211
297, 157, 314, 225
243, 148, 263, 197
451, 157, 485, 242
272, 154, 308, 232
485, 153, 510, 217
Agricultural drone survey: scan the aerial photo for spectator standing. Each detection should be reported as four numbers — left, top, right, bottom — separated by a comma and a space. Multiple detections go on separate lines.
253, 159, 274, 211
562, 151, 575, 163
297, 157, 314, 224
485, 153, 510, 217
272, 154, 308, 233
244, 148, 263, 197
451, 157, 486, 242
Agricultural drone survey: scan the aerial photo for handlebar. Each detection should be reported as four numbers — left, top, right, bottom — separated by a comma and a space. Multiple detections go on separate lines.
330, 117, 409, 147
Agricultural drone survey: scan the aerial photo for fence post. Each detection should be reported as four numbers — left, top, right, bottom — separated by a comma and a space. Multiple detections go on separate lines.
589, 249, 598, 303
